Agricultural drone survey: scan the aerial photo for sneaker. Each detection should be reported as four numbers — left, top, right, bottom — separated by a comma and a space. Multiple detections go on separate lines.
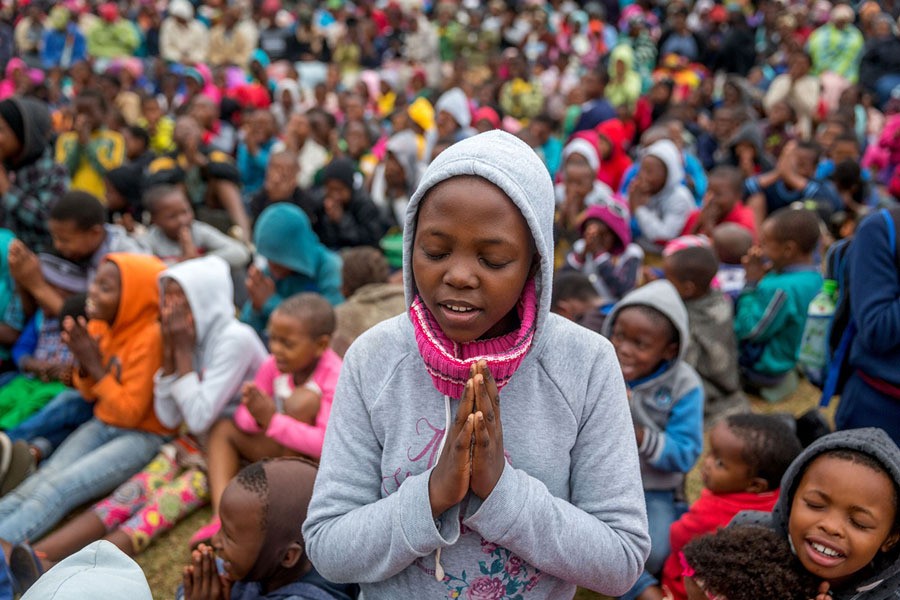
9, 543, 43, 594
0, 442, 35, 498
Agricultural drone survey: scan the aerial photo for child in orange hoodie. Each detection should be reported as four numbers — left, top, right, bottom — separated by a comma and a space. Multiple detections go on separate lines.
0, 253, 170, 546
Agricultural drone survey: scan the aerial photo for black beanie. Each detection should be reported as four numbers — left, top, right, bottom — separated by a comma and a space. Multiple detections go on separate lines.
322, 157, 357, 191
0, 99, 25, 146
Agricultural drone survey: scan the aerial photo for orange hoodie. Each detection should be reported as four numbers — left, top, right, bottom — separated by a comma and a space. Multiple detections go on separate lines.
74, 253, 171, 435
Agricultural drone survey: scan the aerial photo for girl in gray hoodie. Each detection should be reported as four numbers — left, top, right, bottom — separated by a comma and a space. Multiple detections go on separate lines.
303, 130, 649, 599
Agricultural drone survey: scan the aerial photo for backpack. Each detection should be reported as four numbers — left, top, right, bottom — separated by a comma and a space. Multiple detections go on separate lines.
819, 207, 900, 407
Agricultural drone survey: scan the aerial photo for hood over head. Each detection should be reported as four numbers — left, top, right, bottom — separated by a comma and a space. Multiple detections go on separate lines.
602, 279, 690, 361
0, 96, 51, 168
255, 203, 329, 278
402, 130, 555, 348
386, 129, 422, 194
580, 202, 631, 254
101, 253, 166, 335
274, 79, 301, 104
728, 121, 766, 158
159, 255, 234, 348
435, 87, 471, 129
769, 428, 900, 598
596, 118, 629, 159
407, 96, 435, 131
563, 136, 601, 172
168, 0, 194, 20
609, 43, 636, 75
21, 541, 152, 600
643, 139, 685, 198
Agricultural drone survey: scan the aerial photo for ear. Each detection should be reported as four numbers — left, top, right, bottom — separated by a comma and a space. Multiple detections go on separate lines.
881, 531, 900, 554
745, 476, 769, 494
314, 334, 331, 355
784, 239, 801, 257
280, 542, 304, 569
684, 281, 698, 298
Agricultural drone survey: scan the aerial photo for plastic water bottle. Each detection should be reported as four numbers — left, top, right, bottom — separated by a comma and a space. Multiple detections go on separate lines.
798, 279, 838, 385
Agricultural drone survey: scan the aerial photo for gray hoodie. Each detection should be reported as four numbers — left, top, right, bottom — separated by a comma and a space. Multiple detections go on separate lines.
632, 140, 695, 254
153, 255, 267, 433
304, 130, 649, 599
602, 280, 704, 492
22, 541, 151, 600
736, 428, 900, 600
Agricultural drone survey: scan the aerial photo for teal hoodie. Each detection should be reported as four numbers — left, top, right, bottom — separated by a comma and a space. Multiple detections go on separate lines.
240, 204, 343, 337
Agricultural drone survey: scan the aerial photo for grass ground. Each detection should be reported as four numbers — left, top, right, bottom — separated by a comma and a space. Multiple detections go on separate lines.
134, 380, 830, 599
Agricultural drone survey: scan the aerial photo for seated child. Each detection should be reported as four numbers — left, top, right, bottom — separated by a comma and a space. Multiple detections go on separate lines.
733, 428, 900, 600
682, 167, 757, 240
248, 150, 317, 225
744, 140, 841, 229
761, 100, 796, 160
565, 203, 643, 302
603, 280, 704, 600
180, 459, 355, 600
197, 293, 342, 544
0, 254, 82, 431
627, 139, 695, 254
241, 204, 343, 339
139, 185, 251, 269
554, 154, 616, 258
314, 158, 387, 250
656, 413, 803, 600
25, 256, 267, 563
711, 223, 753, 304
332, 247, 405, 358
7, 191, 146, 319
551, 271, 607, 334
678, 525, 819, 600
236, 109, 278, 198
0, 254, 169, 547
664, 246, 747, 419
735, 207, 822, 401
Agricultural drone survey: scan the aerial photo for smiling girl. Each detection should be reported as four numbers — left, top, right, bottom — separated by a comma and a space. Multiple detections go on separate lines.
303, 130, 649, 599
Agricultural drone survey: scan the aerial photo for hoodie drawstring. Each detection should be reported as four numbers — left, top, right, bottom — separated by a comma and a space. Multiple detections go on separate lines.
434, 394, 451, 581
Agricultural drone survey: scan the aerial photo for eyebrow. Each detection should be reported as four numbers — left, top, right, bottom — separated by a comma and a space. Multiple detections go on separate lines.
419, 230, 516, 246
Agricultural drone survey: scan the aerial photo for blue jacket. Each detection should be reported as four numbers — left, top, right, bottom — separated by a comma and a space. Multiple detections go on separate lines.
41, 26, 87, 69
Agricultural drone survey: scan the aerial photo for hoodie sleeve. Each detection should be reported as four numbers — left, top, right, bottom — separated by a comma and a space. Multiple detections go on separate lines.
633, 190, 694, 243
303, 347, 463, 584
850, 211, 900, 355
461, 342, 651, 597
734, 278, 793, 342
191, 222, 250, 269
154, 327, 263, 434
637, 383, 704, 474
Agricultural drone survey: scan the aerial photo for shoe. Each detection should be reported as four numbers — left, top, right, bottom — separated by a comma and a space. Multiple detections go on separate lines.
0, 434, 11, 483
9, 543, 42, 594
189, 516, 221, 549
0, 442, 35, 498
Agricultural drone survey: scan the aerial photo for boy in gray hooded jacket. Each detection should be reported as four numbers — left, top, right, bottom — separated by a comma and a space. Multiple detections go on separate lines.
304, 131, 649, 599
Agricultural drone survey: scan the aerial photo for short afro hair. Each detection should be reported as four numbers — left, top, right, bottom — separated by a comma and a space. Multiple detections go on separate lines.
724, 413, 803, 490
766, 206, 821, 254
682, 526, 819, 600
235, 460, 269, 530
708, 166, 745, 197
552, 272, 600, 310
142, 184, 189, 216
340, 247, 390, 297
274, 292, 336, 338
49, 191, 107, 230
666, 246, 719, 294
711, 223, 753, 265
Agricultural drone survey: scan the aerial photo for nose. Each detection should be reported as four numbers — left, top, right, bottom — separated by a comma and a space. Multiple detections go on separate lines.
442, 257, 477, 290
817, 510, 844, 538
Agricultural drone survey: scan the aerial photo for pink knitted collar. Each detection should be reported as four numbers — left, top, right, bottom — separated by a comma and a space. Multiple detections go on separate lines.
410, 279, 538, 398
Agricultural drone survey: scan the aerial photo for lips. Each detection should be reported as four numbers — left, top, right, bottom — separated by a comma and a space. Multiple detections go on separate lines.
804, 537, 847, 568
436, 300, 483, 327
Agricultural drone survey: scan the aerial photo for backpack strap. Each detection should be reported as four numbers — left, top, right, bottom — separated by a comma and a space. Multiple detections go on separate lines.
819, 209, 898, 408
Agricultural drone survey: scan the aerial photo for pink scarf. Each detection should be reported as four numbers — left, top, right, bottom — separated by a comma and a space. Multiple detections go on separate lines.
410, 279, 538, 398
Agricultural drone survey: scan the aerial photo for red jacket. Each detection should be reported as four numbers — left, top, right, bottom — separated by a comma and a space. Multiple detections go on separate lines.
661, 488, 780, 600
595, 119, 633, 193
681, 202, 758, 242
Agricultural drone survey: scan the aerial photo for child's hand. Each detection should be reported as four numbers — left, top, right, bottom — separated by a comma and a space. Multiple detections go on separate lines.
61, 316, 105, 381
742, 245, 769, 284
283, 385, 321, 425
183, 544, 228, 600
810, 581, 830, 600
163, 295, 196, 352
583, 222, 606, 257
179, 226, 199, 260
7, 239, 43, 291
245, 266, 275, 311
243, 382, 277, 429
469, 361, 505, 501
428, 370, 476, 518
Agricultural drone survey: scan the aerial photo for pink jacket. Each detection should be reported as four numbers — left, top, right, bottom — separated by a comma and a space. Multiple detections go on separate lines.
234, 349, 343, 459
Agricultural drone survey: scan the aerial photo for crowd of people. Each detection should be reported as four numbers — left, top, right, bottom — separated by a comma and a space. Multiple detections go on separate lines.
0, 0, 898, 598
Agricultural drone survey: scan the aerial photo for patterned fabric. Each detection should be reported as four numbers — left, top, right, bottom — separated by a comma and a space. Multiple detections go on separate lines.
409, 278, 537, 399
54, 129, 125, 200
1, 147, 68, 253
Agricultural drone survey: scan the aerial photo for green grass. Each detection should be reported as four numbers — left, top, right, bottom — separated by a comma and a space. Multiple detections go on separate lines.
135, 380, 829, 599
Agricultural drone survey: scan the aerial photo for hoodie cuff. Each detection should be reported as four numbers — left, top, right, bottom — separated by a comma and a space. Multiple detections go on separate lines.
170, 372, 200, 399
463, 462, 526, 541
639, 429, 665, 464
398, 467, 460, 554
